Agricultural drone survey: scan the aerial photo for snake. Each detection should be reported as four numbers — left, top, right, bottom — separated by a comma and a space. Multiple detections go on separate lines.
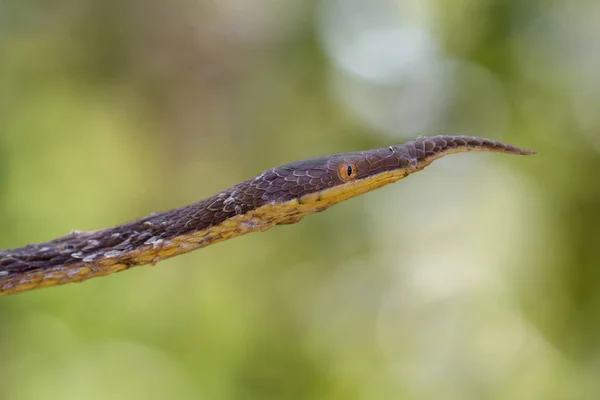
0, 135, 536, 296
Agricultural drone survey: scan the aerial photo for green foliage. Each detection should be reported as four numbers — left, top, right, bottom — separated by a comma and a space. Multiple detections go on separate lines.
1, 0, 599, 399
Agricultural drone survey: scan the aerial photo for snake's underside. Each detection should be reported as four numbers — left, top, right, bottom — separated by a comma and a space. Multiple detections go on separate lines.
0, 135, 536, 296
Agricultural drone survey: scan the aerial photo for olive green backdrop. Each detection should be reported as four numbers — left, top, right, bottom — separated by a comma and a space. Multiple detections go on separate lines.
1, 0, 599, 399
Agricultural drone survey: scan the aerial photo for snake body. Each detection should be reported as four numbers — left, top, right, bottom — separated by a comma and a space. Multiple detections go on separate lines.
0, 135, 536, 296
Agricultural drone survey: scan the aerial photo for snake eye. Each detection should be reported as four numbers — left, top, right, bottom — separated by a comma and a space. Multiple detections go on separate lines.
338, 162, 358, 181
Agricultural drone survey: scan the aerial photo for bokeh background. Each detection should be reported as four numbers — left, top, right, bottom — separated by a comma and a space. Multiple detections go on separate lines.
0, 0, 599, 399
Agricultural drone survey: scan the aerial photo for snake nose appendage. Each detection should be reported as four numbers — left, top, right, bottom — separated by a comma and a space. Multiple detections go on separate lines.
401, 135, 536, 170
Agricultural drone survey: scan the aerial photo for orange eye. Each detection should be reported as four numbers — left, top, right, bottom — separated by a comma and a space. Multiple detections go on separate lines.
338, 162, 358, 181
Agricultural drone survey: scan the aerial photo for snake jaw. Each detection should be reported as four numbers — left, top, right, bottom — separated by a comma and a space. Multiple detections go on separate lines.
297, 167, 411, 207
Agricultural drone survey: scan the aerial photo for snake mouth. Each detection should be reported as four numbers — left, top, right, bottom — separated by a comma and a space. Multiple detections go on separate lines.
298, 168, 411, 206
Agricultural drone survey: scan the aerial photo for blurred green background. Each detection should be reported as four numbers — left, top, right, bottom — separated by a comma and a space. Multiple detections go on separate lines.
1, 0, 599, 399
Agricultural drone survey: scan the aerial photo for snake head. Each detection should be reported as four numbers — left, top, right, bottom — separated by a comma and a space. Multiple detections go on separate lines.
289, 146, 418, 206
254, 146, 418, 208
244, 135, 534, 211
256, 135, 534, 209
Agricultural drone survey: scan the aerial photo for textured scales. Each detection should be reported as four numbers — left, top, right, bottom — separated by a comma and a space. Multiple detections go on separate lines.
0, 135, 536, 296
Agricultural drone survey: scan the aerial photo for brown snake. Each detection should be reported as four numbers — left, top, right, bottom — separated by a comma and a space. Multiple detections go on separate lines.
0, 135, 536, 296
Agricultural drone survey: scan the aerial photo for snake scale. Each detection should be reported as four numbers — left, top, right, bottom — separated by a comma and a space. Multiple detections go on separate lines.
0, 135, 536, 296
